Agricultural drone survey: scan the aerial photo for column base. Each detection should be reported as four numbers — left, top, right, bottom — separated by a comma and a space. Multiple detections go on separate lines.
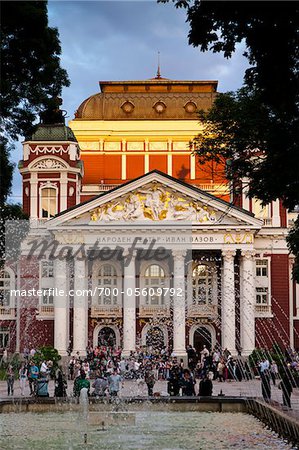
57, 350, 68, 357
72, 350, 87, 358
121, 350, 135, 358
240, 349, 253, 357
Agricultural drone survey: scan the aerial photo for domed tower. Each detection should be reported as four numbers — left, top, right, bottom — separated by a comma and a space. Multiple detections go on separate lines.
19, 103, 84, 219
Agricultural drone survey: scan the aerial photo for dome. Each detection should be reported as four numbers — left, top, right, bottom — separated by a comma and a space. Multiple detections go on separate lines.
29, 124, 78, 142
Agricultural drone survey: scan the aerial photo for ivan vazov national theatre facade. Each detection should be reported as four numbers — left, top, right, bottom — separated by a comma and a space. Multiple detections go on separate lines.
1, 74, 298, 360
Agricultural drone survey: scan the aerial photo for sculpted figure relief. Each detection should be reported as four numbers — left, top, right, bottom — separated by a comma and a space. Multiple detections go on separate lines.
90, 183, 217, 223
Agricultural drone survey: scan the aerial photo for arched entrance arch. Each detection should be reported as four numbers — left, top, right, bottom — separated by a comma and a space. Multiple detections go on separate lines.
141, 324, 168, 349
93, 324, 121, 349
189, 324, 216, 353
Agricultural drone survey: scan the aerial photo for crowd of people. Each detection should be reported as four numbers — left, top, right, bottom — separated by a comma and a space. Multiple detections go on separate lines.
1, 343, 298, 409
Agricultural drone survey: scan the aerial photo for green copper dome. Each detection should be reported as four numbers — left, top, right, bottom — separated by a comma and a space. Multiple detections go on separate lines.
30, 124, 77, 142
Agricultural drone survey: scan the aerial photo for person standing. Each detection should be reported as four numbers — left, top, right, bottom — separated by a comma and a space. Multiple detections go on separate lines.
54, 368, 67, 397
92, 373, 108, 397
108, 369, 122, 397
144, 363, 156, 396
28, 361, 39, 396
181, 369, 196, 396
217, 359, 225, 382
198, 374, 213, 396
270, 361, 278, 386
259, 359, 271, 402
279, 367, 293, 409
6, 365, 14, 396
73, 370, 90, 397
19, 363, 28, 396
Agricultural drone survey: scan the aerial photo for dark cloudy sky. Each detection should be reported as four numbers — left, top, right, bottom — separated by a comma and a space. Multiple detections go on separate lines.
10, 0, 249, 202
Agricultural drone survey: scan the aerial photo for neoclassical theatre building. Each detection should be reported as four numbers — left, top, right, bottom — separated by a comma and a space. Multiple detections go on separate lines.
1, 76, 298, 358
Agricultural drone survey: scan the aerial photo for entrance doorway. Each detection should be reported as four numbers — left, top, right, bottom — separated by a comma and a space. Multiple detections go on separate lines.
97, 327, 116, 348
193, 326, 212, 353
146, 326, 164, 350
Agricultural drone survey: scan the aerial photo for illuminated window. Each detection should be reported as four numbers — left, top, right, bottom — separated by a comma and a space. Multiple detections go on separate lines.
145, 264, 165, 306
256, 259, 268, 277
41, 187, 57, 218
41, 260, 54, 278
256, 287, 268, 304
97, 264, 118, 305
252, 198, 270, 219
192, 264, 212, 305
0, 270, 12, 307
0, 327, 9, 348
42, 288, 54, 306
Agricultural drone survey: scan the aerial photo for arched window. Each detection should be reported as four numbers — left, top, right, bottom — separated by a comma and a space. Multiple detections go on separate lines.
41, 187, 57, 218
0, 270, 12, 307
192, 264, 212, 305
145, 264, 165, 306
97, 264, 118, 305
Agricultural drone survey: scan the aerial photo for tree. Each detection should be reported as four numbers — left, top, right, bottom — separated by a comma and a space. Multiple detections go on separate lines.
0, 1, 69, 264
1, 1, 70, 141
0, 142, 14, 205
193, 88, 299, 209
163, 0, 299, 279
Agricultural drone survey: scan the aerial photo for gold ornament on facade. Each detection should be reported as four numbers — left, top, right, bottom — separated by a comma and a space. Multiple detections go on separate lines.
89, 183, 217, 223
223, 232, 254, 244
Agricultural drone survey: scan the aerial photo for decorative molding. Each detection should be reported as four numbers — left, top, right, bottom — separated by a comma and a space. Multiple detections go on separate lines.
104, 141, 121, 151
30, 145, 69, 155
39, 180, 59, 189
127, 141, 144, 151
90, 182, 217, 223
149, 142, 168, 151
79, 141, 99, 150
153, 101, 166, 114
32, 158, 67, 170
173, 141, 189, 151
121, 101, 135, 114
224, 232, 253, 244
69, 187, 75, 196
184, 101, 197, 114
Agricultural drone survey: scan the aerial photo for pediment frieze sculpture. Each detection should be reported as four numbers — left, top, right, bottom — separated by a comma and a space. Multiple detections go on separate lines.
90, 184, 217, 223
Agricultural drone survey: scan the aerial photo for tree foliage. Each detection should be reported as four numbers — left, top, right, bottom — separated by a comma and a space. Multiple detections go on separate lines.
0, 142, 14, 205
163, 0, 299, 280
1, 1, 70, 141
194, 88, 299, 210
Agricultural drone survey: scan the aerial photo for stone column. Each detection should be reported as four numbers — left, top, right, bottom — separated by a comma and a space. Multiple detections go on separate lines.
240, 250, 256, 355
54, 258, 69, 356
173, 250, 187, 360
73, 258, 88, 357
222, 250, 236, 354
122, 251, 136, 356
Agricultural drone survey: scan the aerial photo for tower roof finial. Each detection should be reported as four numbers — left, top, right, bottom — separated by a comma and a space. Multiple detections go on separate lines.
156, 51, 161, 79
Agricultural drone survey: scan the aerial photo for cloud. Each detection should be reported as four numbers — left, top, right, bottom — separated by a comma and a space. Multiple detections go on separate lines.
10, 0, 248, 201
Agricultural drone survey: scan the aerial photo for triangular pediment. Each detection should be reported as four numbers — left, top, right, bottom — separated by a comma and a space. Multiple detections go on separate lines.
48, 171, 262, 229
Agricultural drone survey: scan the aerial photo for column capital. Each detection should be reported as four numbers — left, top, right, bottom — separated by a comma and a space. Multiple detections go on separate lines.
241, 250, 256, 259
172, 249, 187, 261
123, 248, 138, 259
222, 249, 236, 261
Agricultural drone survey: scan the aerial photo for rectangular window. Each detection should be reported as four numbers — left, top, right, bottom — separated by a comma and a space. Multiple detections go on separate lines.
41, 260, 54, 278
42, 288, 54, 305
41, 188, 57, 218
0, 327, 9, 348
256, 287, 268, 304
256, 259, 268, 277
